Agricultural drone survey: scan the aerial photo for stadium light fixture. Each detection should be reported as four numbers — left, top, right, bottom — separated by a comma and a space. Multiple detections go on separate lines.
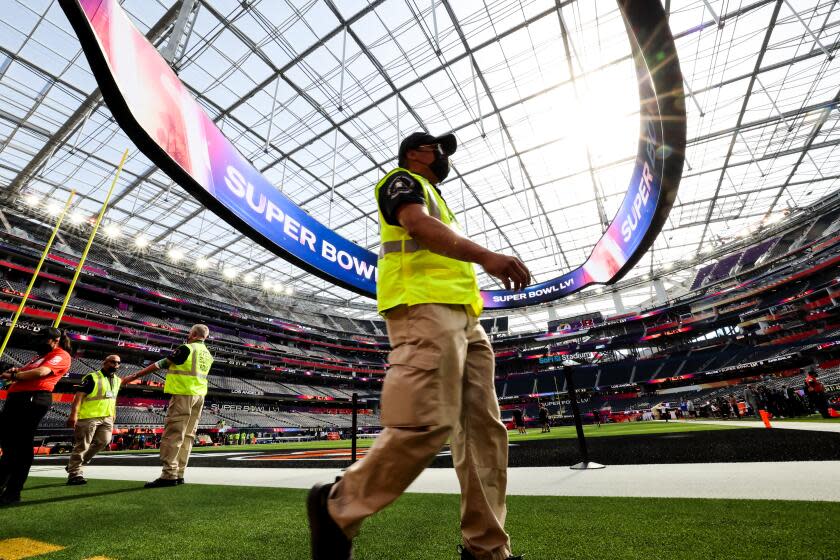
272, 282, 285, 294
262, 279, 273, 291
168, 247, 184, 262
223, 267, 237, 280
285, 286, 295, 296
196, 257, 209, 270
23, 193, 40, 207
46, 200, 63, 216
69, 209, 85, 225
243, 272, 256, 284
662, 261, 674, 271
103, 222, 121, 238
134, 235, 149, 249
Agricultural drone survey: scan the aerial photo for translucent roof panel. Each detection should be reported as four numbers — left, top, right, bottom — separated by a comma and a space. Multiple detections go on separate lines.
1, 0, 839, 317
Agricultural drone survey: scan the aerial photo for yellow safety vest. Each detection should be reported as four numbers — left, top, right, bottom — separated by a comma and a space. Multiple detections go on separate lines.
163, 341, 214, 396
375, 168, 482, 316
78, 371, 121, 420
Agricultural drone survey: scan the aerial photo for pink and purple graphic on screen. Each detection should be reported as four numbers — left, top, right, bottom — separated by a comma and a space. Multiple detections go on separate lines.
77, 0, 378, 294
79, 0, 211, 188
66, 0, 682, 309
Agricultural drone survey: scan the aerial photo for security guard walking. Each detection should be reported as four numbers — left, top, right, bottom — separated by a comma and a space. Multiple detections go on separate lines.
307, 132, 530, 560
66, 355, 122, 485
123, 324, 213, 487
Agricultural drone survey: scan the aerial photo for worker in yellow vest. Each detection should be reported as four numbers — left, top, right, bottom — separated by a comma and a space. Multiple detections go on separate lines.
66, 355, 122, 485
308, 132, 530, 560
123, 324, 213, 488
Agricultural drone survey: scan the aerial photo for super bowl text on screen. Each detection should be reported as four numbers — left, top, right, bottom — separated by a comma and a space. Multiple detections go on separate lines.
222, 164, 378, 283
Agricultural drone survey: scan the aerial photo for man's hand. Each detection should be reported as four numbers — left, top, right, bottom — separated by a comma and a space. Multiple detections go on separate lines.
122, 374, 137, 384
66, 416, 77, 429
478, 252, 531, 291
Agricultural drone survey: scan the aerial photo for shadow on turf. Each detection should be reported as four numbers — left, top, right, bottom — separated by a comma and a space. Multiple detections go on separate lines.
15, 485, 149, 508
22, 482, 69, 491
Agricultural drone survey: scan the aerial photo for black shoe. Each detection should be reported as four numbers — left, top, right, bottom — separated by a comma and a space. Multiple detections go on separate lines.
307, 482, 352, 560
144, 478, 178, 488
0, 493, 20, 507
176, 478, 185, 485
457, 544, 524, 559
66, 476, 87, 486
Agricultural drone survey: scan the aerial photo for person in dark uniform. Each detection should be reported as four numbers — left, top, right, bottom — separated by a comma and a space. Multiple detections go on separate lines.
512, 407, 526, 434
0, 328, 73, 505
538, 403, 551, 433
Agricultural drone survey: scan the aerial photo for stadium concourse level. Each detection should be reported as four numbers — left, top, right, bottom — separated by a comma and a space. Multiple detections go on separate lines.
1, 204, 840, 433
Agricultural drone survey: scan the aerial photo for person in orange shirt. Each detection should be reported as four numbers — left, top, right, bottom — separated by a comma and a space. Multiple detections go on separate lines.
0, 328, 73, 506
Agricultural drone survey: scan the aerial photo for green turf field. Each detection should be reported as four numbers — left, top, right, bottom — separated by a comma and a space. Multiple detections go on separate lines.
5, 476, 838, 560
103, 421, 741, 454
506, 421, 740, 442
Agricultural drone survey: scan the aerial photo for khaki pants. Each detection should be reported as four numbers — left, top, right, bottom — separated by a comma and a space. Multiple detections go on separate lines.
328, 304, 511, 560
67, 416, 114, 477
159, 394, 203, 480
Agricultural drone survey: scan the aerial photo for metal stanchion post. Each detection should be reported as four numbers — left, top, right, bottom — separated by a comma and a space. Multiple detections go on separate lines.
564, 364, 605, 470
351, 392, 358, 464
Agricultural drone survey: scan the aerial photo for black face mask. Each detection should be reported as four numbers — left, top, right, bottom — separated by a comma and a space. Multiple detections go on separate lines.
429, 152, 450, 183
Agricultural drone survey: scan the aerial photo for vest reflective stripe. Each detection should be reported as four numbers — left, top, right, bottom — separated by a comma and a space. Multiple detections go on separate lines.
163, 341, 214, 396
78, 371, 121, 420
378, 239, 424, 257
376, 168, 482, 316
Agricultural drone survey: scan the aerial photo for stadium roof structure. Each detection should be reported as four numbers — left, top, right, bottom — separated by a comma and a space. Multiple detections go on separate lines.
1, 0, 839, 331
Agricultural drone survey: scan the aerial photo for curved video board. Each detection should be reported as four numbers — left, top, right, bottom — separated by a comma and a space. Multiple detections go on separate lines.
483, 0, 687, 308
60, 0, 685, 310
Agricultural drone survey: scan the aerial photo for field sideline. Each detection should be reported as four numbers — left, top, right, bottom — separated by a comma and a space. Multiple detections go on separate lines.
6, 476, 839, 560
102, 421, 741, 454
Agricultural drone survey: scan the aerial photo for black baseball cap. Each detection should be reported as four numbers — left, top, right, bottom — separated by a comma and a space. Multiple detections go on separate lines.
41, 327, 62, 339
398, 132, 457, 165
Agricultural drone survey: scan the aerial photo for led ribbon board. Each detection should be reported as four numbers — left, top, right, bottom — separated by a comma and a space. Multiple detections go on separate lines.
483, 0, 686, 308
60, 0, 684, 309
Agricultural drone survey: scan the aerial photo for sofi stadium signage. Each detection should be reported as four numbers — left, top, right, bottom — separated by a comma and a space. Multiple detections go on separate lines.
60, 0, 684, 309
